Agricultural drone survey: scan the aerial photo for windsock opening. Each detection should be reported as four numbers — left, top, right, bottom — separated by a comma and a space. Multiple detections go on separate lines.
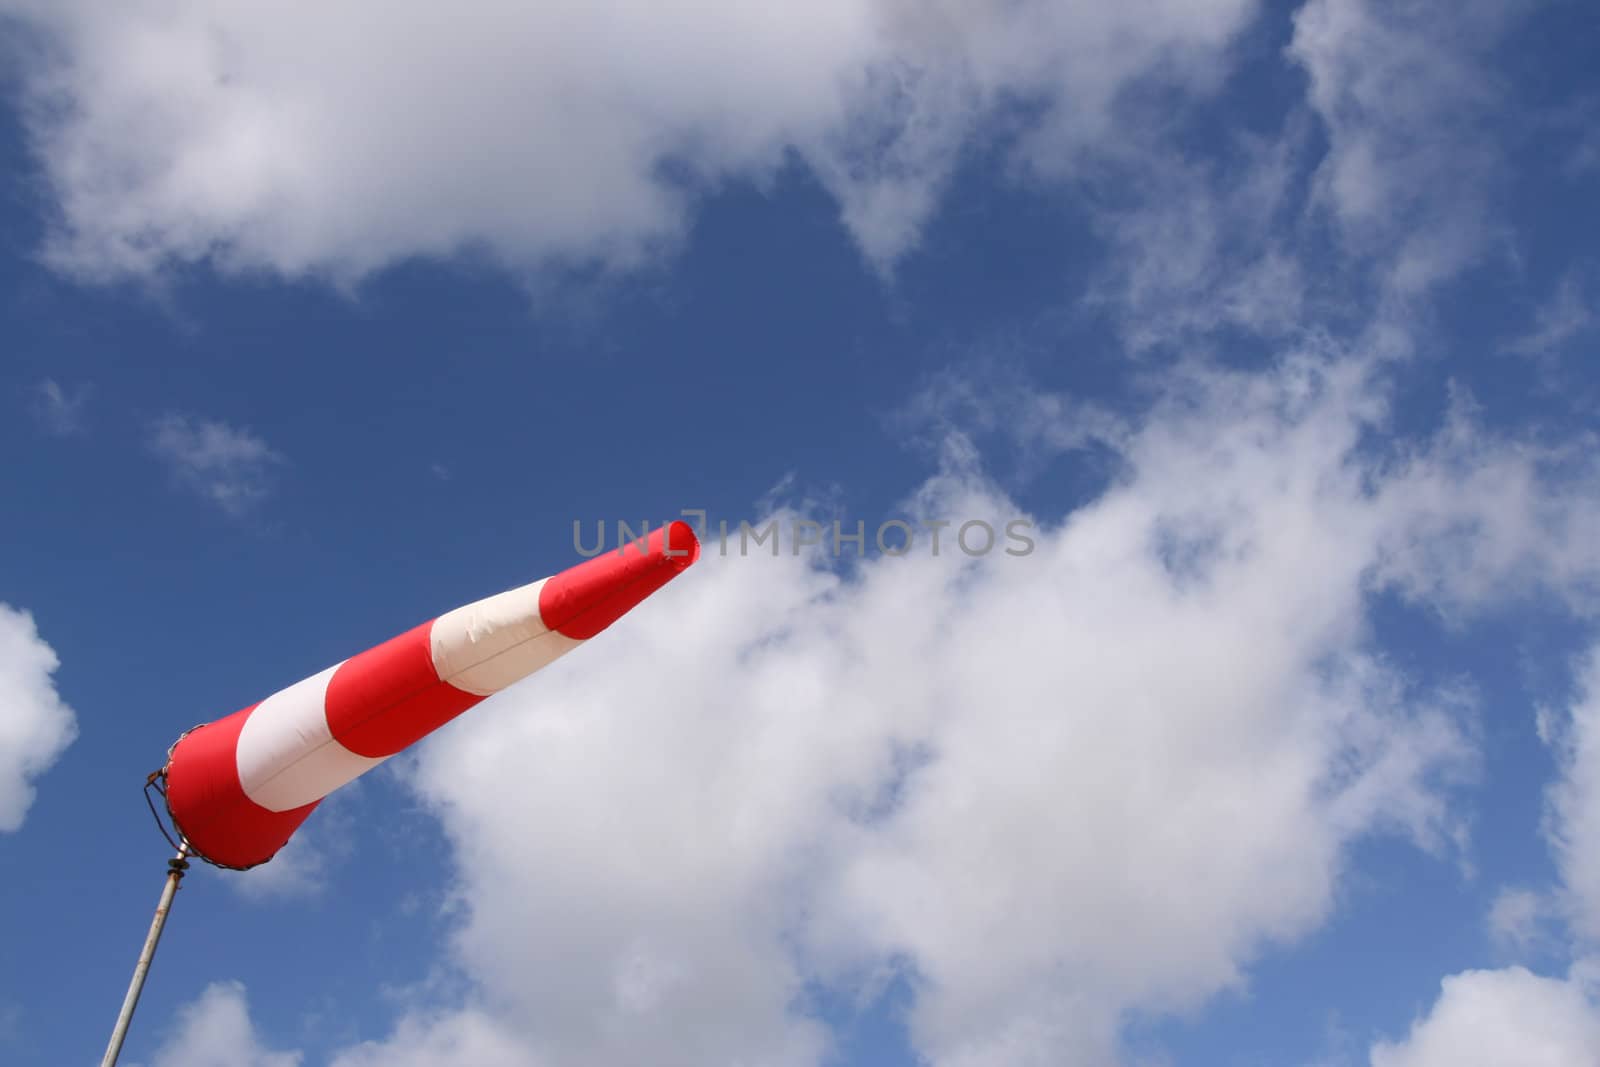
162, 712, 321, 869
538, 520, 700, 639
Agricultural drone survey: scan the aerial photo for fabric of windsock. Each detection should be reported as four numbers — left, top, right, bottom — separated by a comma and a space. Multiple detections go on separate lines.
163, 521, 700, 869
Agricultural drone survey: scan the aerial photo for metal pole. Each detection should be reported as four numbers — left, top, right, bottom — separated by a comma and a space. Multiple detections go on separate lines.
101, 843, 191, 1067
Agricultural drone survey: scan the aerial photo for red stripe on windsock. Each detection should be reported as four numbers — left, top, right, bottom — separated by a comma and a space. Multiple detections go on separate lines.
324, 621, 481, 760
164, 704, 320, 869
539, 521, 700, 639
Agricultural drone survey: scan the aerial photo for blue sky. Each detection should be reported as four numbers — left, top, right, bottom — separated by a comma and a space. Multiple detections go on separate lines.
3, 1, 1600, 1065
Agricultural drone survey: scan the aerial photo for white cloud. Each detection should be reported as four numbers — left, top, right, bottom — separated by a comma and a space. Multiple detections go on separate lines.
1368, 965, 1600, 1067
0, 605, 78, 833
329, 1010, 582, 1067
252, 350, 1594, 1067
2, 0, 1257, 281
147, 982, 301, 1067
5, 0, 1534, 336
147, 413, 284, 517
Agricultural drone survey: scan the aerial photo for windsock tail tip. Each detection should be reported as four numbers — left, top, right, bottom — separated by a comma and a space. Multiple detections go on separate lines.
662, 519, 701, 569
538, 519, 701, 639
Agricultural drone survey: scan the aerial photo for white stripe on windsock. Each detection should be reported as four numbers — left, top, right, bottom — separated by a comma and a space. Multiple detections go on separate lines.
236, 665, 386, 813
232, 584, 587, 814
430, 578, 584, 696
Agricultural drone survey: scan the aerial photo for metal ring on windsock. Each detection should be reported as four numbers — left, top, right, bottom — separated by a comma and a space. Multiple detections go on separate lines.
163, 522, 700, 869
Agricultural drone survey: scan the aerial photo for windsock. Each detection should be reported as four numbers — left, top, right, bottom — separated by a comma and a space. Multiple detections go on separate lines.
161, 522, 699, 869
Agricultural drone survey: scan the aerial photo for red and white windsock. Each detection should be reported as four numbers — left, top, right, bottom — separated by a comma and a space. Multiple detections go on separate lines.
162, 522, 700, 869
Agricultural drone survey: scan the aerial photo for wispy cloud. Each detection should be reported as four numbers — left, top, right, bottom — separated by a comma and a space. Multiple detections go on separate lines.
147, 414, 285, 517
1291, 0, 1519, 297
30, 379, 89, 437
1508, 273, 1594, 359
1380, 641, 1600, 1065
1487, 887, 1559, 957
